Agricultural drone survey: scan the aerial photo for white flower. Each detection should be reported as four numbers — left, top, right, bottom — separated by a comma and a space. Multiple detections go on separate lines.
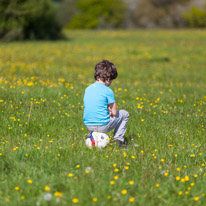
85, 167, 92, 172
56, 197, 60, 203
160, 170, 167, 175
174, 129, 178, 133
44, 193, 52, 201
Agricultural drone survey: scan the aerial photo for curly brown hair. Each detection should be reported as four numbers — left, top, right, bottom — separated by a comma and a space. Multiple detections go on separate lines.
94, 60, 118, 82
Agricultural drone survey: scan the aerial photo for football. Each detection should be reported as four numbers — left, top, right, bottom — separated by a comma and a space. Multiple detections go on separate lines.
85, 132, 110, 149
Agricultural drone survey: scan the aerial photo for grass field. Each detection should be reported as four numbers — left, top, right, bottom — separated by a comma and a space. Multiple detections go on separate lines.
0, 30, 206, 206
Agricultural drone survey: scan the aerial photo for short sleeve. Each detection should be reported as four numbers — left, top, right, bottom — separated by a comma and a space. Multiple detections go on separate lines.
107, 88, 115, 104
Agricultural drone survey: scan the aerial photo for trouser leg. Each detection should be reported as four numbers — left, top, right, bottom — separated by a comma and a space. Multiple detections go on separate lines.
112, 110, 129, 142
97, 110, 129, 142
85, 110, 129, 142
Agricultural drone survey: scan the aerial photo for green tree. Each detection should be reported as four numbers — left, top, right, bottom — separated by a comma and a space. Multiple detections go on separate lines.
67, 0, 126, 29
0, 0, 63, 41
131, 0, 190, 28
183, 5, 206, 28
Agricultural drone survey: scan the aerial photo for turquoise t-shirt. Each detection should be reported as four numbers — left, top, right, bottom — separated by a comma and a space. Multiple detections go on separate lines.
83, 82, 115, 126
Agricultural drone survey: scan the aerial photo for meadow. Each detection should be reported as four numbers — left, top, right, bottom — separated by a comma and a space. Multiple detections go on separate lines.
0, 30, 205, 206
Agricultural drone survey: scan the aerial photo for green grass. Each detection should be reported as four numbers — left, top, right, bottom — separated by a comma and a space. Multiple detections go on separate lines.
0, 29, 206, 206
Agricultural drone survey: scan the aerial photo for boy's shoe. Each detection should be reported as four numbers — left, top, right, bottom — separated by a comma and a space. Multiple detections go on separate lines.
86, 132, 93, 139
113, 139, 127, 148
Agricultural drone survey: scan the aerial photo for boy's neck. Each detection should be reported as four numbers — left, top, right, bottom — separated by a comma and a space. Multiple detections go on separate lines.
96, 78, 112, 87
96, 79, 105, 85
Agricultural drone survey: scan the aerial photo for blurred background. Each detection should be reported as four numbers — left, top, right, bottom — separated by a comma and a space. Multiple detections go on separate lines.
0, 0, 206, 41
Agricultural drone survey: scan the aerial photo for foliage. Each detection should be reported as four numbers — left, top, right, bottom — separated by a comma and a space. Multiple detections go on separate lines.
56, 0, 77, 27
131, 0, 190, 28
0, 0, 63, 41
0, 30, 206, 205
67, 0, 126, 29
183, 5, 206, 28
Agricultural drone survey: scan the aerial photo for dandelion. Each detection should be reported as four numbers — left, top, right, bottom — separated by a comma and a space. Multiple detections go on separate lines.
194, 174, 198, 178
114, 176, 118, 180
156, 184, 160, 187
27, 179, 32, 184
181, 178, 185, 183
54, 192, 63, 197
185, 176, 189, 181
92, 197, 98, 202
15, 186, 20, 191
68, 173, 73, 177
176, 176, 180, 181
44, 186, 50, 191
164, 172, 168, 177
129, 197, 135, 202
178, 191, 183, 195
114, 168, 119, 172
110, 181, 115, 185
129, 181, 134, 185
121, 189, 127, 195
76, 165, 80, 168
72, 198, 79, 203
194, 196, 199, 201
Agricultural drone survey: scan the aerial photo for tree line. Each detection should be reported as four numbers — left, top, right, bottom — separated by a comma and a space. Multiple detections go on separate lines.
0, 0, 206, 41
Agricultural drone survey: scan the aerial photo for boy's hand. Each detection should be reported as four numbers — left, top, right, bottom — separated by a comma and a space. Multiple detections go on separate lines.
108, 103, 117, 116
108, 105, 112, 115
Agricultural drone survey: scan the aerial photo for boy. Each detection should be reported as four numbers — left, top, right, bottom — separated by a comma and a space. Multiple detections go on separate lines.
83, 60, 129, 147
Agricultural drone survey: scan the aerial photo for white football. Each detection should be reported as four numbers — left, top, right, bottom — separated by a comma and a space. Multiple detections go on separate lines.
85, 132, 110, 149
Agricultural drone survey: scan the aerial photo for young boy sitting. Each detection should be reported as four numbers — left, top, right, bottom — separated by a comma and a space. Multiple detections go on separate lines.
83, 60, 129, 147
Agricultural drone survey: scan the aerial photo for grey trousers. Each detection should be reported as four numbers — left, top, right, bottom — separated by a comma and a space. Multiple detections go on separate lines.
86, 110, 129, 142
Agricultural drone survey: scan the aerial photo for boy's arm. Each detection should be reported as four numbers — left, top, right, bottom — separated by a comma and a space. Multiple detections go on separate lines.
108, 103, 117, 117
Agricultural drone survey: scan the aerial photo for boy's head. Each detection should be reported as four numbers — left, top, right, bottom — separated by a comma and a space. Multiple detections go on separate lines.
94, 60, 118, 86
